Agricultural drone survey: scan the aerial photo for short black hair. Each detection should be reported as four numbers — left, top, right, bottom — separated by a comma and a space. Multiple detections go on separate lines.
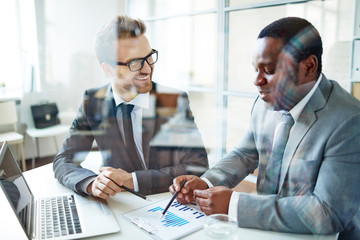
258, 17, 323, 74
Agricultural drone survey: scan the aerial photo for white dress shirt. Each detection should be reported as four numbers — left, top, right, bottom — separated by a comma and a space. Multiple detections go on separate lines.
113, 90, 150, 192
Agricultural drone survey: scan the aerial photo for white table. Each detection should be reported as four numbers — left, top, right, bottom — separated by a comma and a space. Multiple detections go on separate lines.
1, 164, 337, 240
26, 125, 69, 167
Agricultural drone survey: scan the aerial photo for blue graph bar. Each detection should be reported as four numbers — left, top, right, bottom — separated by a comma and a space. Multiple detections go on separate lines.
179, 206, 191, 211
171, 202, 182, 208
148, 206, 163, 212
147, 201, 205, 227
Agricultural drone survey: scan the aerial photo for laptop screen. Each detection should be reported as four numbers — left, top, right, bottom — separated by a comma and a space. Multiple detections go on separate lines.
0, 142, 33, 236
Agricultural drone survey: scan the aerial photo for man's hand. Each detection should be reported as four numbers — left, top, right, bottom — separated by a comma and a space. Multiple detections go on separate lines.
87, 167, 133, 199
169, 175, 208, 204
194, 186, 233, 215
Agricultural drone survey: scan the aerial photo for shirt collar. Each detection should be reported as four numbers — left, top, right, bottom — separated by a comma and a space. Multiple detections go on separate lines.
113, 89, 150, 109
276, 73, 323, 121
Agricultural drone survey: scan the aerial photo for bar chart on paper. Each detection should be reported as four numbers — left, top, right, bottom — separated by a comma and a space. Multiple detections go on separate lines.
122, 199, 207, 240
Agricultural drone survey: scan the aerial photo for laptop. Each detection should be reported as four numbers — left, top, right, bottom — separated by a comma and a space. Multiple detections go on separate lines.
0, 141, 120, 239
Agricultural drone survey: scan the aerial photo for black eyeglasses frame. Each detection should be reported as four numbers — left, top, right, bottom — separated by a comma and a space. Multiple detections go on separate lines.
116, 49, 158, 72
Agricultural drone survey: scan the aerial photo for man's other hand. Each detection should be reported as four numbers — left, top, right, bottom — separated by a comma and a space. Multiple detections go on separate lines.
194, 186, 233, 215
169, 175, 208, 204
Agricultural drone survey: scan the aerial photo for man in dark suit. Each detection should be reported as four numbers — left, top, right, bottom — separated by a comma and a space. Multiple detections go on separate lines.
53, 15, 208, 198
171, 17, 360, 239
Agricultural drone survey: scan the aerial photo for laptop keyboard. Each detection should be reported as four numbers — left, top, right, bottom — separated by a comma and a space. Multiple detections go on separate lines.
40, 195, 82, 239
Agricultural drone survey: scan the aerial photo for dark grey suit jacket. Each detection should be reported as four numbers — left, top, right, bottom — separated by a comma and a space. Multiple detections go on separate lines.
203, 76, 360, 239
53, 83, 208, 195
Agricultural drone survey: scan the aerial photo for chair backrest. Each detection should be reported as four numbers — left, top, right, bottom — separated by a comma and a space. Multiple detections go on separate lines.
20, 92, 47, 128
0, 101, 18, 128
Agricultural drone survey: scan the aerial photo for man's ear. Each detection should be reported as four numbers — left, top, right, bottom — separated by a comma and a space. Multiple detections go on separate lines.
304, 55, 318, 75
101, 62, 115, 77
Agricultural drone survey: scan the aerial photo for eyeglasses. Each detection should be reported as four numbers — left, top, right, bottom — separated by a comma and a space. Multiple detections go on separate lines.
116, 49, 158, 72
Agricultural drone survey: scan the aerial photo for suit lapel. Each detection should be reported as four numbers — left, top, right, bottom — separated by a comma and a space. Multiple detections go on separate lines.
141, 117, 157, 169
278, 75, 333, 192
141, 96, 165, 169
278, 106, 317, 190
103, 85, 123, 142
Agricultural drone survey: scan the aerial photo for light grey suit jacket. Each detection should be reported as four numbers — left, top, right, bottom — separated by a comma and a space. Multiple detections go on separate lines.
202, 76, 360, 239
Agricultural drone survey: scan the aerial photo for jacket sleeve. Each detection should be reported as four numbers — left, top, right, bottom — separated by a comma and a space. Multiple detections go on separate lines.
201, 126, 259, 188
53, 90, 98, 195
202, 97, 259, 187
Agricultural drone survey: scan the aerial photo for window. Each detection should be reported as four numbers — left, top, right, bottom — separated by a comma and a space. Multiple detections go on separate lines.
146, 14, 217, 89
0, 1, 22, 92
0, 0, 40, 96
128, 0, 216, 18
128, 0, 356, 165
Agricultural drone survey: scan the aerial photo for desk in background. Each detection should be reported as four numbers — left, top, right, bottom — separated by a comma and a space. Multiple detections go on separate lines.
0, 89, 22, 102
0, 164, 337, 240
150, 114, 205, 149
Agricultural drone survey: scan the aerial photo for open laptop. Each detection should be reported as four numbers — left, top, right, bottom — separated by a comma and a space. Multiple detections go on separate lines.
0, 141, 120, 239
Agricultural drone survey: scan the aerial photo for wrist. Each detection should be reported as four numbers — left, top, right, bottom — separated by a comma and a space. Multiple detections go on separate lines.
201, 177, 213, 189
125, 173, 134, 189
86, 181, 94, 195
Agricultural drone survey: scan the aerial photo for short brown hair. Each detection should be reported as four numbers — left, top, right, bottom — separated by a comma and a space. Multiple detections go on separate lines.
94, 15, 147, 65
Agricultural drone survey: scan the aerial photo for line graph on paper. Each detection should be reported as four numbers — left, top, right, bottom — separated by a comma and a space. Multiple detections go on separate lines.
122, 199, 207, 240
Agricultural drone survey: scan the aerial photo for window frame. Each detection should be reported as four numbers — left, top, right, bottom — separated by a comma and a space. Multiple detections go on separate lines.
126, 0, 355, 163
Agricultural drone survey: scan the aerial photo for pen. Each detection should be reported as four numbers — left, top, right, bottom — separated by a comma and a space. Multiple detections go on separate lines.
160, 179, 186, 218
113, 181, 147, 200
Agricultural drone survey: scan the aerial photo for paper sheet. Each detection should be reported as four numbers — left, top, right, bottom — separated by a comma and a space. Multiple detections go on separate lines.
122, 198, 207, 240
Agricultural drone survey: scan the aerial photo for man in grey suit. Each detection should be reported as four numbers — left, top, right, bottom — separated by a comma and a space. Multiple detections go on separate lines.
170, 17, 360, 239
53, 15, 208, 198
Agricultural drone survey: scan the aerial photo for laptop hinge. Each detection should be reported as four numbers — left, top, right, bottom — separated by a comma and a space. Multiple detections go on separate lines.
31, 198, 37, 239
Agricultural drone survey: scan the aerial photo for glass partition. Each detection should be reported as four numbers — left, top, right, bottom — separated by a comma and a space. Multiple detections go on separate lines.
146, 14, 217, 89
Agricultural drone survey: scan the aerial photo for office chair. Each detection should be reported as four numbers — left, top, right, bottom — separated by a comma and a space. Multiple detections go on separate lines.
0, 101, 26, 171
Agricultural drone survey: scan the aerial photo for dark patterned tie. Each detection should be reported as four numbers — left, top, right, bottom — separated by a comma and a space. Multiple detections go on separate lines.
118, 103, 142, 168
263, 113, 295, 194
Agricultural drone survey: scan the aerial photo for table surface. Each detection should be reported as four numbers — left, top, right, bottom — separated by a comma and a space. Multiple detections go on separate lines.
26, 125, 69, 138
150, 125, 205, 148
1, 164, 337, 240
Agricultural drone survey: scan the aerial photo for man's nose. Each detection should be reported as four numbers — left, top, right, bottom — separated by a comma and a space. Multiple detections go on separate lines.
141, 60, 152, 73
253, 72, 267, 86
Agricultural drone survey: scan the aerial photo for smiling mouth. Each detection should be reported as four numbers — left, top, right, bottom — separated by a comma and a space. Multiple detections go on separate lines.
135, 75, 149, 81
